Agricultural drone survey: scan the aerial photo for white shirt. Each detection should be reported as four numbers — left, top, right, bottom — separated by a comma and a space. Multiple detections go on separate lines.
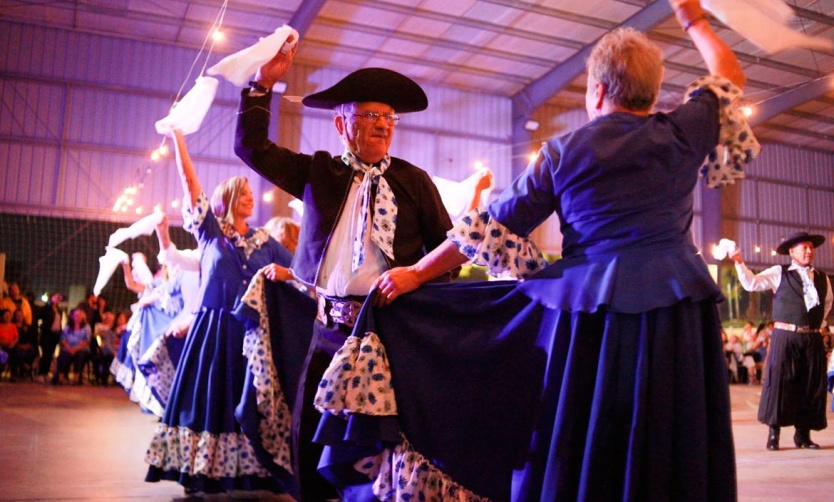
317, 175, 387, 297
735, 260, 833, 322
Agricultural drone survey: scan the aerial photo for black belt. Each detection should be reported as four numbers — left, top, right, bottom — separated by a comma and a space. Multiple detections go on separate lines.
316, 293, 365, 328
773, 321, 827, 334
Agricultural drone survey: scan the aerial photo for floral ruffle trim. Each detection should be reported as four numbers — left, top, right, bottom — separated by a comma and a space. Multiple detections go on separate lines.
314, 332, 397, 416
240, 271, 293, 474
448, 208, 548, 280
356, 436, 489, 502
111, 357, 133, 390
229, 226, 271, 260
145, 423, 272, 478
138, 337, 176, 408
182, 192, 209, 235
685, 75, 761, 188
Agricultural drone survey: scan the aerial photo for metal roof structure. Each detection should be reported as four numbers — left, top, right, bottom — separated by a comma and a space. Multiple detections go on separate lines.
5, 0, 834, 151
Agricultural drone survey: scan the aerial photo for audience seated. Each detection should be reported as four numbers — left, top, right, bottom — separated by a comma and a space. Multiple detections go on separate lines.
53, 307, 91, 385
9, 309, 38, 381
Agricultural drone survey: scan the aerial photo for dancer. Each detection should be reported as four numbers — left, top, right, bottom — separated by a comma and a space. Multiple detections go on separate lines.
357, 1, 758, 499
144, 129, 301, 497
236, 55, 455, 499
134, 213, 201, 412
732, 232, 830, 450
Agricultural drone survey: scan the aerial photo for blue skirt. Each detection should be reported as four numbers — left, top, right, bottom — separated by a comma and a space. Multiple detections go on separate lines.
144, 307, 294, 494
316, 281, 736, 502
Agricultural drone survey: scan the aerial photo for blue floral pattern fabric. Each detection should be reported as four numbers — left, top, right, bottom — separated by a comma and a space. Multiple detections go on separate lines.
137, 336, 180, 413
317, 331, 489, 500
145, 426, 271, 478
314, 333, 397, 416
355, 436, 489, 502
448, 208, 548, 279
342, 150, 397, 270
239, 270, 293, 474
686, 75, 761, 188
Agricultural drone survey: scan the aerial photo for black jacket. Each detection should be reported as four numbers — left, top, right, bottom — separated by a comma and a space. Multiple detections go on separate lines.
235, 90, 455, 288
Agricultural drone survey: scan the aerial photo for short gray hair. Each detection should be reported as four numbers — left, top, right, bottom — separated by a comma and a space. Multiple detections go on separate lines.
586, 27, 664, 112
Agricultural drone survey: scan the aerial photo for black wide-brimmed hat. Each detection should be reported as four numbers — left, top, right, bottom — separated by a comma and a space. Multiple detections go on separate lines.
301, 68, 428, 113
776, 231, 827, 255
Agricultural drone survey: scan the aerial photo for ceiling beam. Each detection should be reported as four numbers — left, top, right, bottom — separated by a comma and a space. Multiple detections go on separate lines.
288, 0, 328, 37
749, 76, 834, 126
510, 0, 672, 119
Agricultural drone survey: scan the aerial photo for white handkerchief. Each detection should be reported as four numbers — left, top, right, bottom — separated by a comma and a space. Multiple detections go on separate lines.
207, 25, 299, 87
432, 168, 494, 221
94, 247, 129, 296
107, 211, 165, 248
703, 0, 834, 54
155, 76, 219, 136
131, 253, 154, 287
712, 238, 738, 260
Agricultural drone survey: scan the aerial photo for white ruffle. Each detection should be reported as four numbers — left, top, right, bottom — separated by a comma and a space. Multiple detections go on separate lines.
355, 437, 489, 502
182, 192, 209, 235
686, 76, 760, 188
145, 424, 272, 478
317, 332, 490, 501
138, 337, 177, 408
314, 332, 397, 416
239, 271, 293, 474
448, 208, 547, 279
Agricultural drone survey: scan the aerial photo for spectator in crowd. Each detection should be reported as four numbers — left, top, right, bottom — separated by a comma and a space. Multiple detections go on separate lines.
36, 292, 63, 383
95, 311, 118, 386
10, 308, 38, 381
725, 332, 757, 384
2, 282, 32, 327
0, 308, 18, 377
53, 307, 91, 386
77, 293, 101, 327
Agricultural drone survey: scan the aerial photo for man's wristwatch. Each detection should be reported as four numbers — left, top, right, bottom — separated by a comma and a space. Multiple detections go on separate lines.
248, 80, 271, 95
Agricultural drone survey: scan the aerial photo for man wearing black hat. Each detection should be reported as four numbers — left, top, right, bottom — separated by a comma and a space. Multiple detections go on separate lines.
732, 231, 831, 451
235, 46, 455, 500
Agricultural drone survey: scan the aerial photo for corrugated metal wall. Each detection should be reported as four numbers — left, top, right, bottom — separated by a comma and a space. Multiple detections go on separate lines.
729, 146, 834, 270
1, 20, 833, 267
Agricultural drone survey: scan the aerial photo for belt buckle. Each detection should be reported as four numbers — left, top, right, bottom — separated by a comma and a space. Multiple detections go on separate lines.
316, 294, 330, 326
329, 299, 359, 328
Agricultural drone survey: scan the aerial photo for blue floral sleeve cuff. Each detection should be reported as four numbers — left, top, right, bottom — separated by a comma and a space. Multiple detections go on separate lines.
181, 192, 209, 235
686, 76, 761, 188
448, 209, 548, 279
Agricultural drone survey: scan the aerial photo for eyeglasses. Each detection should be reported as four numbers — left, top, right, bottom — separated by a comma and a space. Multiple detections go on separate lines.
345, 111, 400, 125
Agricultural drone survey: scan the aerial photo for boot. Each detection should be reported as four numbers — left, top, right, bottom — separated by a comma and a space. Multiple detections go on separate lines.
794, 429, 820, 449
767, 426, 780, 451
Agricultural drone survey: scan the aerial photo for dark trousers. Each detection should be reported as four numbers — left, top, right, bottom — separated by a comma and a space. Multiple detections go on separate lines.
54, 348, 90, 383
294, 320, 350, 501
38, 331, 60, 377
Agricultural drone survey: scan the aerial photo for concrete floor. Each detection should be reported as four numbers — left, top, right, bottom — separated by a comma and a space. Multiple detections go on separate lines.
0, 381, 832, 501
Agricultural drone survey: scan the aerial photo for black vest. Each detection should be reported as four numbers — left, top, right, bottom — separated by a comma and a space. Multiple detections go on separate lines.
772, 265, 828, 329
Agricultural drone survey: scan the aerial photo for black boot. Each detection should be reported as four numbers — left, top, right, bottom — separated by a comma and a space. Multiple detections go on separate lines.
767, 426, 780, 451
794, 429, 820, 449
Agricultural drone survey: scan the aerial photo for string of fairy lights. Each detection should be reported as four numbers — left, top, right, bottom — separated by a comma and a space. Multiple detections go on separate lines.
111, 0, 230, 215
107, 2, 834, 263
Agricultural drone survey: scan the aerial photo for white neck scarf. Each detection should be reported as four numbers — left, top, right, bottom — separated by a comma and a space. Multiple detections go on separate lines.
342, 150, 397, 271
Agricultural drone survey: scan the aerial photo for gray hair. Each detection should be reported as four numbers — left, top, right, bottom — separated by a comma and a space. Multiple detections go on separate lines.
586, 27, 664, 112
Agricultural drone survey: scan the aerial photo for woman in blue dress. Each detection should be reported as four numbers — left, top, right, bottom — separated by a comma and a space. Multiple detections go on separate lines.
118, 253, 183, 415
332, 1, 760, 500
144, 129, 298, 496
